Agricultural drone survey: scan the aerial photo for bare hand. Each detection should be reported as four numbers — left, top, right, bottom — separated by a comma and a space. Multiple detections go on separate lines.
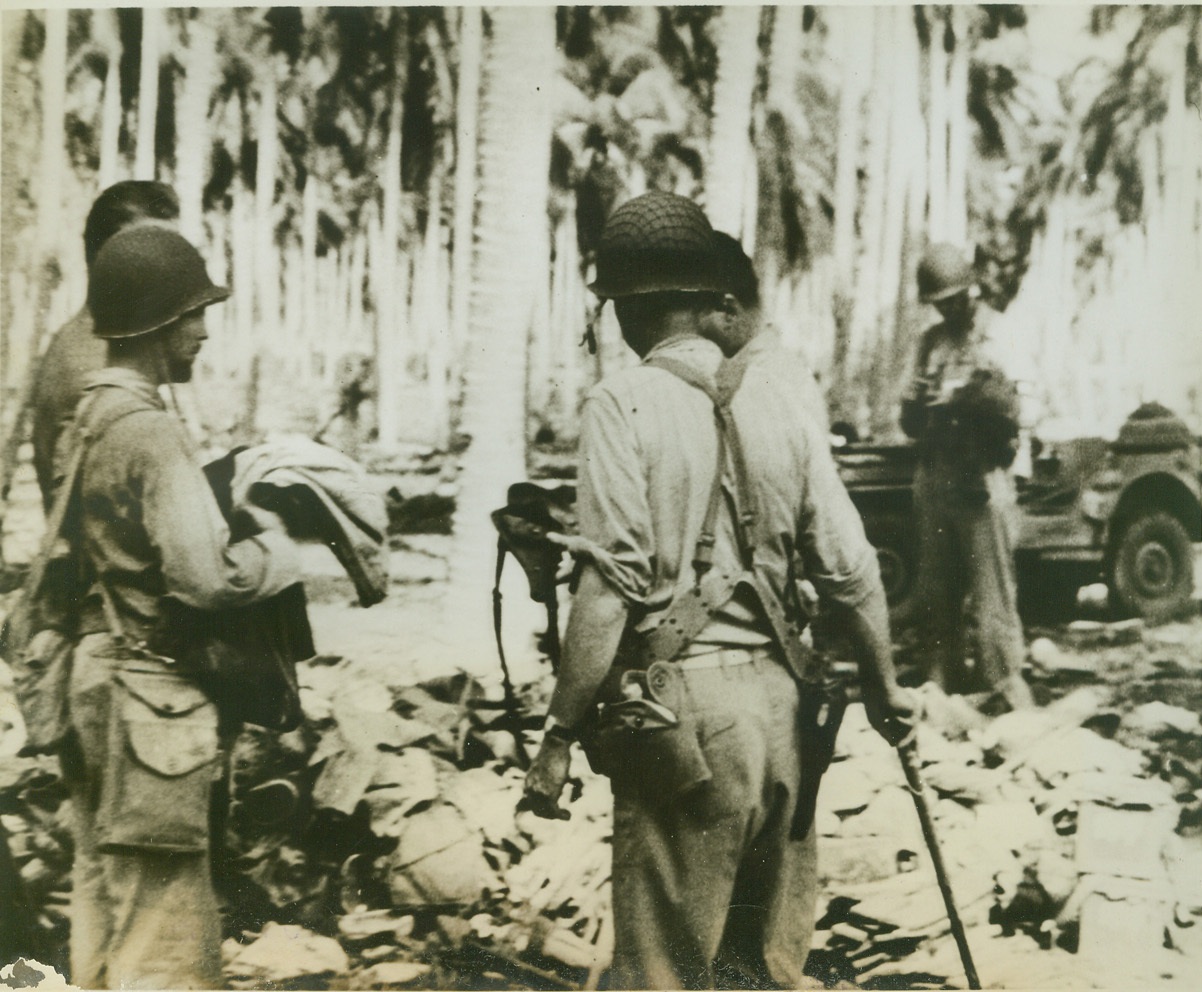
864, 683, 919, 747
518, 737, 573, 820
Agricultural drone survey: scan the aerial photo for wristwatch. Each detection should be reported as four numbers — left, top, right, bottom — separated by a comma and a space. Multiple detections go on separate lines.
544, 715, 577, 744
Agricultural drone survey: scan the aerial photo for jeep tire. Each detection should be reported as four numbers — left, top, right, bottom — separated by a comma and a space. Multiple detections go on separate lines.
1110, 511, 1195, 622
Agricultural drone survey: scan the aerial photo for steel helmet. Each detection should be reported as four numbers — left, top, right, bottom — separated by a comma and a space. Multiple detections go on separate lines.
88, 226, 230, 339
917, 243, 975, 303
588, 191, 725, 298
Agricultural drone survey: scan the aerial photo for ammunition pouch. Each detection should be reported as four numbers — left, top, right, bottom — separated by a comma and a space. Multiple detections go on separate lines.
581, 662, 712, 803
96, 666, 219, 854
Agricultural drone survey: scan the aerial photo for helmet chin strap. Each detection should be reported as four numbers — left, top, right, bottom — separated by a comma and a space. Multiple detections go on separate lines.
152, 333, 186, 423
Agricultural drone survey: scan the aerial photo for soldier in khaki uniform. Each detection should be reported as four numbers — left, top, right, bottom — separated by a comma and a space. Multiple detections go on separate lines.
522, 193, 914, 989
901, 243, 1033, 710
60, 227, 299, 989
31, 181, 180, 510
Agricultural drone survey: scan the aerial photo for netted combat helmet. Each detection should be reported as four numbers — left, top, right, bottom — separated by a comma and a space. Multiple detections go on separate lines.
917, 243, 975, 303
589, 191, 725, 298
88, 226, 230, 339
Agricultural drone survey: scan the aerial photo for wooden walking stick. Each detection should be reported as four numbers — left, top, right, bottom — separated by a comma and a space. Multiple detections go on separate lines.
897, 738, 982, 990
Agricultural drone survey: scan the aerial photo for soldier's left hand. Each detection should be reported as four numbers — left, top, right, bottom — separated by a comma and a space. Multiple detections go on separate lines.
518, 738, 573, 820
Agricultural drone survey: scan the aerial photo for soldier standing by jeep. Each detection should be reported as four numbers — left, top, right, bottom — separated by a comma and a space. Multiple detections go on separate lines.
901, 243, 1033, 709
521, 192, 914, 989
59, 227, 300, 989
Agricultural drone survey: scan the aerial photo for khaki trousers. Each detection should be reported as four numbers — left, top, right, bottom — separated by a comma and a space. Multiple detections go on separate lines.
63, 633, 222, 990
913, 463, 1033, 707
609, 652, 817, 990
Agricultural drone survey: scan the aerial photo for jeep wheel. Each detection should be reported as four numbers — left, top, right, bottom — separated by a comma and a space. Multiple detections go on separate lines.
1110, 511, 1195, 622
863, 514, 920, 629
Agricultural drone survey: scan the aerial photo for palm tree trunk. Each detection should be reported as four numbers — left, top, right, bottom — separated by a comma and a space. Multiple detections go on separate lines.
450, 5, 483, 373
878, 8, 925, 439
232, 182, 257, 431
175, 9, 215, 245
135, 8, 160, 179
846, 8, 892, 428
0, 11, 25, 416
375, 15, 406, 450
1159, 26, 1191, 411
38, 9, 67, 269
0, 10, 60, 519
877, 6, 913, 318
767, 4, 801, 107
94, 9, 123, 190
756, 6, 803, 311
706, 5, 761, 239
242, 62, 279, 436
301, 175, 318, 378
426, 167, 452, 449
831, 4, 870, 286
829, 5, 869, 422
255, 62, 280, 334
447, 6, 555, 675
926, 6, 949, 241
946, 6, 969, 247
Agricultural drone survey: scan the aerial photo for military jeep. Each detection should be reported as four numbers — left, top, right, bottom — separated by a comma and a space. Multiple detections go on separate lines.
835, 405, 1202, 626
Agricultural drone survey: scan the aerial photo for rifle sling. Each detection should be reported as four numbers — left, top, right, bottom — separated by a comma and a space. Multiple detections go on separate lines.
24, 392, 150, 607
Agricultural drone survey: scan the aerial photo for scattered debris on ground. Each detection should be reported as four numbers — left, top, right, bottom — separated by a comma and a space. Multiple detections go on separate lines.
806, 616, 1202, 991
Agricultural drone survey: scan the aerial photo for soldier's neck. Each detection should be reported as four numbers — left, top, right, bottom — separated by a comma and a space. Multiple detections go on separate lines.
634, 313, 701, 358
106, 347, 168, 387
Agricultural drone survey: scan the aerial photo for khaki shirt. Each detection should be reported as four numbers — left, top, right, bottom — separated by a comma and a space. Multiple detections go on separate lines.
905, 305, 1013, 432
904, 305, 1021, 497
31, 307, 106, 510
71, 368, 299, 642
577, 335, 879, 651
743, 327, 830, 436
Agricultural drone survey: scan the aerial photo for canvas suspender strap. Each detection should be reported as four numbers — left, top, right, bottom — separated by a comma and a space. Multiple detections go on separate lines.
638, 351, 755, 664
69, 389, 161, 647
21, 443, 86, 605
644, 352, 757, 571
641, 351, 816, 684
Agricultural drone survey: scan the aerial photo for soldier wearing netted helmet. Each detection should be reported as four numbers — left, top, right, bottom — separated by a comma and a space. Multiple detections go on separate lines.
521, 191, 913, 989
58, 226, 300, 989
901, 242, 1033, 710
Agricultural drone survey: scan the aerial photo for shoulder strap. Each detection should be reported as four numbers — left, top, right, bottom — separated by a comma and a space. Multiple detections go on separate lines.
20, 390, 151, 612
64, 389, 162, 643
22, 443, 86, 603
642, 349, 814, 682
646, 350, 756, 572
639, 350, 754, 664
